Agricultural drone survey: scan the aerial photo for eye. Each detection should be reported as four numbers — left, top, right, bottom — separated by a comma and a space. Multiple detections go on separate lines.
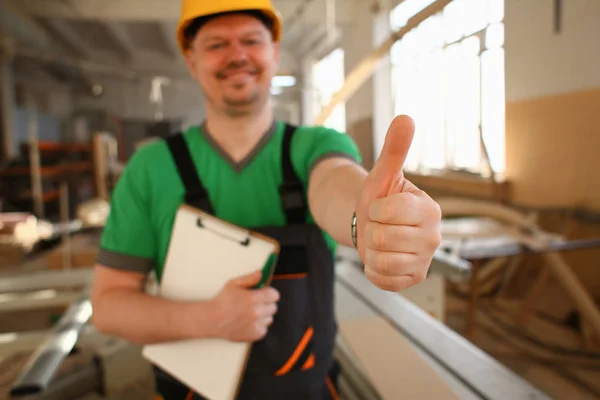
244, 38, 261, 46
206, 43, 224, 50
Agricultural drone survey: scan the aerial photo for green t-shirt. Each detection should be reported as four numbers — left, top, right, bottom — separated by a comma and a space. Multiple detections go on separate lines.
97, 120, 362, 281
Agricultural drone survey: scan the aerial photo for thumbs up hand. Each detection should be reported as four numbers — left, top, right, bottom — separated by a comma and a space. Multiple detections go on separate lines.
355, 115, 442, 292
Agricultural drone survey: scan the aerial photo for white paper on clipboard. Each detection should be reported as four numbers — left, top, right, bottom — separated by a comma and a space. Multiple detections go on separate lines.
142, 204, 280, 400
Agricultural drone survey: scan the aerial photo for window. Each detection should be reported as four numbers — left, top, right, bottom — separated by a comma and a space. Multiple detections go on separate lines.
312, 48, 346, 132
390, 0, 505, 177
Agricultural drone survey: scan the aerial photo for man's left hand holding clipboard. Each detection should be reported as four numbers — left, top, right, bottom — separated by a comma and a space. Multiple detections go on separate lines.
208, 267, 280, 342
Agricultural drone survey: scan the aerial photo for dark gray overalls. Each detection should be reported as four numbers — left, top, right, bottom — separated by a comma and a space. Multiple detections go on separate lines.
154, 123, 340, 400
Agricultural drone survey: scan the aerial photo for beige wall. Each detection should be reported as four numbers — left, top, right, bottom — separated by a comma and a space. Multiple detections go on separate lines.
505, 88, 600, 211
504, 0, 600, 211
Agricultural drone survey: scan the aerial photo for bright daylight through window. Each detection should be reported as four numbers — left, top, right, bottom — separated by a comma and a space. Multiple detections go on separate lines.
390, 0, 505, 177
312, 48, 346, 133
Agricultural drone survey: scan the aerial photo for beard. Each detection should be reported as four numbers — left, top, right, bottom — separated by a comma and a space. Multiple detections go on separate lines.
222, 83, 261, 107
199, 60, 272, 117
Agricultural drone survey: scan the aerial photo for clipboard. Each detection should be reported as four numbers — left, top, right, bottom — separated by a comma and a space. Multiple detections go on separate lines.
142, 204, 280, 400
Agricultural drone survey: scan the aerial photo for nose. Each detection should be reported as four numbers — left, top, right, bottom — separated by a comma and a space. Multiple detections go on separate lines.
227, 40, 248, 62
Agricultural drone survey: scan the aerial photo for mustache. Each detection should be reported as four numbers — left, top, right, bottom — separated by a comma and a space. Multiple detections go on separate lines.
215, 61, 259, 79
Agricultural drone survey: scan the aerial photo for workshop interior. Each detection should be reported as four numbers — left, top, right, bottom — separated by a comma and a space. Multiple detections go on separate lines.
1, 0, 599, 399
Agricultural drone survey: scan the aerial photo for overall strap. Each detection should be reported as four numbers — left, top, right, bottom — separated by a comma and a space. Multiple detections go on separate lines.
279, 123, 307, 225
165, 132, 215, 214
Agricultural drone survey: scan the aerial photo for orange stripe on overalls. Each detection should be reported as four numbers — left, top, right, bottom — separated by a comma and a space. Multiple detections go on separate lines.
272, 273, 307, 280
326, 376, 339, 400
301, 353, 315, 370
275, 327, 314, 376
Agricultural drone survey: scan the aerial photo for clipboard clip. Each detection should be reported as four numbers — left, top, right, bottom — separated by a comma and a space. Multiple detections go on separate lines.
196, 217, 251, 247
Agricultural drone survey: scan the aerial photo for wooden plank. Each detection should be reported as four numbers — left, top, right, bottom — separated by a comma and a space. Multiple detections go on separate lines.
408, 172, 512, 202
334, 282, 478, 399
517, 267, 551, 326
438, 198, 541, 237
467, 260, 481, 339
477, 256, 509, 295
476, 306, 600, 368
340, 316, 461, 400
0, 291, 81, 313
492, 300, 584, 349
512, 363, 599, 400
543, 252, 600, 340
0, 330, 70, 358
314, 0, 454, 125
581, 319, 600, 350
0, 269, 92, 293
93, 134, 109, 201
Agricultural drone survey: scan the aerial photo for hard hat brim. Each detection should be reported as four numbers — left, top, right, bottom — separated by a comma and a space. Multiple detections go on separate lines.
176, 8, 282, 54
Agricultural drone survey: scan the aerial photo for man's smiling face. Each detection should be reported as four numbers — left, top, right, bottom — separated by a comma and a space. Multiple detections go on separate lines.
184, 12, 279, 116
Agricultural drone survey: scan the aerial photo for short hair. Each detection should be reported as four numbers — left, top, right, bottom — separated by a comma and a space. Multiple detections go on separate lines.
182, 10, 275, 50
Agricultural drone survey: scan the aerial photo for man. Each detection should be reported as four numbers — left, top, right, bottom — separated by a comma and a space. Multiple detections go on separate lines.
90, 0, 442, 399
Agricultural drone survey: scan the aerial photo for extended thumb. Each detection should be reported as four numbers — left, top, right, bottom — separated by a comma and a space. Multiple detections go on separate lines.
230, 270, 262, 287
374, 115, 415, 173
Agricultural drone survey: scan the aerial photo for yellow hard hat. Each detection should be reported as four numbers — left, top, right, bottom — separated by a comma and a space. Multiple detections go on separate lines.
176, 0, 283, 53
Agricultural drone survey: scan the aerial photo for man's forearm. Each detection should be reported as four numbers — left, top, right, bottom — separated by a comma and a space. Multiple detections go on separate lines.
92, 290, 217, 345
308, 159, 368, 247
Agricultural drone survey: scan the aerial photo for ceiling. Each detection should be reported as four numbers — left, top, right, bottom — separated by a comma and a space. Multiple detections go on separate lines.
1, 0, 359, 94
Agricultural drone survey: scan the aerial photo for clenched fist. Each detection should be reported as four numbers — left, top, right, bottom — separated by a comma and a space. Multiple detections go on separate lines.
211, 270, 280, 342
355, 115, 442, 292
